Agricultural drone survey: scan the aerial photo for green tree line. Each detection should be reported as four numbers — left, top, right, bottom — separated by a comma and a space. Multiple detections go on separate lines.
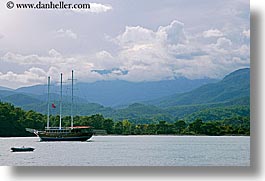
0, 102, 250, 137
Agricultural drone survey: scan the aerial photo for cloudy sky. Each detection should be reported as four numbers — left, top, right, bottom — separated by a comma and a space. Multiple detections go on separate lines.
0, 0, 250, 89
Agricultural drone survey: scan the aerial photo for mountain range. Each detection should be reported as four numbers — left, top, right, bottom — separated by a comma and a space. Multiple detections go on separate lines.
1, 77, 217, 107
0, 68, 250, 123
148, 68, 250, 108
0, 86, 13, 91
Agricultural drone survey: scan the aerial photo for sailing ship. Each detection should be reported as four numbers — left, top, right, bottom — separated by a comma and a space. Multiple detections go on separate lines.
34, 70, 93, 141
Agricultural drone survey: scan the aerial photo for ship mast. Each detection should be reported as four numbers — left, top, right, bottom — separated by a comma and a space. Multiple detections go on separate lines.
59, 73, 62, 130
47, 76, 50, 129
71, 70, 74, 128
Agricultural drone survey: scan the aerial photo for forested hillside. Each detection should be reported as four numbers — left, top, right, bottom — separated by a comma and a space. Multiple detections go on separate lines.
0, 102, 249, 137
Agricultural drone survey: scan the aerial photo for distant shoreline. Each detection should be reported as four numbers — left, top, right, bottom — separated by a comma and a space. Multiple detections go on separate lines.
0, 134, 250, 138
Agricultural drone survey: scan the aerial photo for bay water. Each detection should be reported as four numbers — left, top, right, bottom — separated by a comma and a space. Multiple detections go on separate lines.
0, 136, 250, 166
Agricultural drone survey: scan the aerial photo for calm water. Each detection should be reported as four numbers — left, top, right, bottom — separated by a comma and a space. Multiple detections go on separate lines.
0, 136, 250, 166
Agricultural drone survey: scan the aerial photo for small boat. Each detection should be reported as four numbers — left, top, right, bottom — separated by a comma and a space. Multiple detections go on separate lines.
11, 147, 35, 152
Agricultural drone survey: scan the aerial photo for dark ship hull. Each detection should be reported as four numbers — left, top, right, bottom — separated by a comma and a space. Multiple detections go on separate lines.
38, 134, 93, 142
35, 126, 93, 142
11, 147, 35, 152
38, 134, 93, 141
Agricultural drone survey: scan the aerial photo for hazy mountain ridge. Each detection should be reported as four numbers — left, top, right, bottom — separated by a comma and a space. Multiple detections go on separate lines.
0, 68, 249, 123
0, 86, 13, 91
147, 68, 250, 108
12, 78, 218, 107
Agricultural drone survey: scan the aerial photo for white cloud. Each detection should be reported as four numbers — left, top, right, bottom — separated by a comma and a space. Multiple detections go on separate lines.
115, 20, 187, 47
56, 29, 77, 39
2, 52, 43, 65
114, 20, 188, 65
215, 37, 232, 50
109, 20, 249, 80
242, 29, 250, 38
0, 67, 46, 88
0, 20, 250, 88
158, 20, 187, 45
203, 29, 224, 38
48, 49, 62, 58
115, 26, 156, 47
94, 50, 121, 69
0, 0, 250, 89
108, 20, 214, 81
96, 50, 114, 60
1, 49, 89, 66
233, 44, 250, 59
0, 49, 119, 88
72, 3, 112, 14
2, 51, 58, 65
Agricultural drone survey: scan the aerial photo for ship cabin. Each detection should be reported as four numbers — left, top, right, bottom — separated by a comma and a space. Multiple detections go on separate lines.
45, 126, 92, 133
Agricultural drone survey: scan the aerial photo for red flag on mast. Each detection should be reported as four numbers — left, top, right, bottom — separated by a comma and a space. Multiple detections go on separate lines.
52, 103, 56, 108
